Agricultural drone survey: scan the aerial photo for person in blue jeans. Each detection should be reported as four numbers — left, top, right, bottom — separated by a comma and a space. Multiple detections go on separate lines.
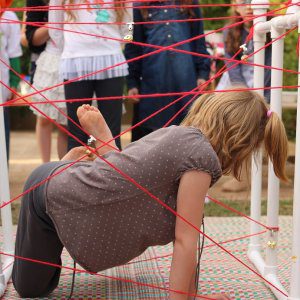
125, 0, 211, 141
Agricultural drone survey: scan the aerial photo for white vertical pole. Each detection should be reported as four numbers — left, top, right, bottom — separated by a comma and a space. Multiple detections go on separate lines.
0, 68, 14, 292
264, 22, 285, 275
288, 18, 300, 300
248, 0, 269, 257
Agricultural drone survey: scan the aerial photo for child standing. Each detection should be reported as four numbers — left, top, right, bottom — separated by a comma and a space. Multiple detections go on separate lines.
30, 0, 68, 162
0, 1, 22, 159
56, 0, 132, 150
26, 0, 68, 162
125, 0, 211, 141
13, 90, 287, 299
217, 0, 271, 99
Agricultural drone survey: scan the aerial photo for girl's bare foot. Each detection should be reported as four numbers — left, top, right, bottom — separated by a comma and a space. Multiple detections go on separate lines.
77, 104, 118, 155
77, 104, 107, 137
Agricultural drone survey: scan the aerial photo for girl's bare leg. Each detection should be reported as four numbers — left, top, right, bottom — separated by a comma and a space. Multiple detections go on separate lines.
36, 116, 53, 163
57, 127, 68, 160
77, 104, 118, 156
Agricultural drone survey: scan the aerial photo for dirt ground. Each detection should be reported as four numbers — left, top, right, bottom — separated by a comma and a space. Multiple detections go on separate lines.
8, 130, 295, 204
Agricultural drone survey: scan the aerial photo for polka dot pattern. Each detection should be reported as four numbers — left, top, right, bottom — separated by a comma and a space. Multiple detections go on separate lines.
46, 125, 222, 273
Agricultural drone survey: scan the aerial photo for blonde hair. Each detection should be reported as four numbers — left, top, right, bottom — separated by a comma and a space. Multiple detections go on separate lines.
181, 89, 288, 181
66, 0, 126, 24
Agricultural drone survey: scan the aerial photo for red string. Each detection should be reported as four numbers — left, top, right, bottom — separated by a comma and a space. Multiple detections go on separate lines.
0, 13, 284, 26
207, 196, 279, 231
0, 3, 293, 224
0, 3, 290, 239
0, 92, 289, 297
5, 7, 296, 107
0, 57, 120, 153
0, 252, 217, 299
1, 2, 285, 13
3, 84, 300, 108
0, 2, 293, 296
164, 25, 296, 127
126, 230, 267, 265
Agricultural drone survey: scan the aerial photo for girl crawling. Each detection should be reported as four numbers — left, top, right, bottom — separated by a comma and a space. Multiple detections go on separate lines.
12, 90, 287, 299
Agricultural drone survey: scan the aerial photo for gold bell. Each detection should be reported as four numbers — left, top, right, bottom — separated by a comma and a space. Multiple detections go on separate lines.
123, 34, 133, 42
241, 54, 248, 61
267, 240, 277, 249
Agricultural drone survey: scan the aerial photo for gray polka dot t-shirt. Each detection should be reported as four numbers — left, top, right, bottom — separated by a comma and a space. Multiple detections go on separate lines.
46, 125, 222, 273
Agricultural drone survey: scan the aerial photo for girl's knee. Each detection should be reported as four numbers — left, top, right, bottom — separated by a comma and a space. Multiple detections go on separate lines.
12, 264, 60, 298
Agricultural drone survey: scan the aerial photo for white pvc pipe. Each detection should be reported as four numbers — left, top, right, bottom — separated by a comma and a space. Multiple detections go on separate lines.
265, 23, 285, 276
0, 68, 14, 296
288, 18, 300, 300
248, 0, 268, 256
248, 2, 289, 299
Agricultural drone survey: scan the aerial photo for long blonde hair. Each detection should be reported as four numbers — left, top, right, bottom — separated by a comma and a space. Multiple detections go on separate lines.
66, 0, 125, 23
181, 89, 288, 181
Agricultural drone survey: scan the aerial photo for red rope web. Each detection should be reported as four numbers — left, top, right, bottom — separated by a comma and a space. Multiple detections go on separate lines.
0, 0, 296, 298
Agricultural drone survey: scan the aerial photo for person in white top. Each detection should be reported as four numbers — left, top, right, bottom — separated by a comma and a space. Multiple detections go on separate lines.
55, 0, 132, 150
29, 0, 68, 163
0, 8, 22, 159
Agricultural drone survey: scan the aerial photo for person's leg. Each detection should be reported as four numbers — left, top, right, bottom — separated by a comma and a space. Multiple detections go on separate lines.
95, 77, 123, 149
36, 116, 53, 163
64, 80, 94, 150
57, 126, 68, 160
12, 162, 64, 298
131, 102, 155, 142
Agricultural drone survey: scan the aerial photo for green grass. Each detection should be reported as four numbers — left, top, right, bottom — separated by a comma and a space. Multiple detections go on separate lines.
204, 199, 293, 217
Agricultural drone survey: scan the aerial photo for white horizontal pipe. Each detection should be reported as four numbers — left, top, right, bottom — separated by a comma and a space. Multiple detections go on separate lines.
256, 12, 300, 33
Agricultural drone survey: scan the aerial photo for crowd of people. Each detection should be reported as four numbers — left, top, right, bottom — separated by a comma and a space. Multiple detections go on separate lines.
1, 0, 263, 163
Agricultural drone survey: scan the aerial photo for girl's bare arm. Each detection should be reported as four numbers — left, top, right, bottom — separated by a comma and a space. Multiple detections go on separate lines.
32, 27, 49, 46
170, 170, 210, 300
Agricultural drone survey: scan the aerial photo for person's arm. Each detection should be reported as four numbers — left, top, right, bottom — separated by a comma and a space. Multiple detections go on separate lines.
25, 0, 49, 53
119, 2, 133, 41
48, 0, 64, 51
170, 170, 231, 300
191, 1, 211, 83
7, 13, 22, 94
21, 12, 29, 47
124, 7, 145, 98
170, 170, 210, 300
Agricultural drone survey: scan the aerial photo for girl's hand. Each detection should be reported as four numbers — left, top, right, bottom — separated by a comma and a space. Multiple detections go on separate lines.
128, 88, 140, 103
61, 146, 96, 161
197, 78, 206, 86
